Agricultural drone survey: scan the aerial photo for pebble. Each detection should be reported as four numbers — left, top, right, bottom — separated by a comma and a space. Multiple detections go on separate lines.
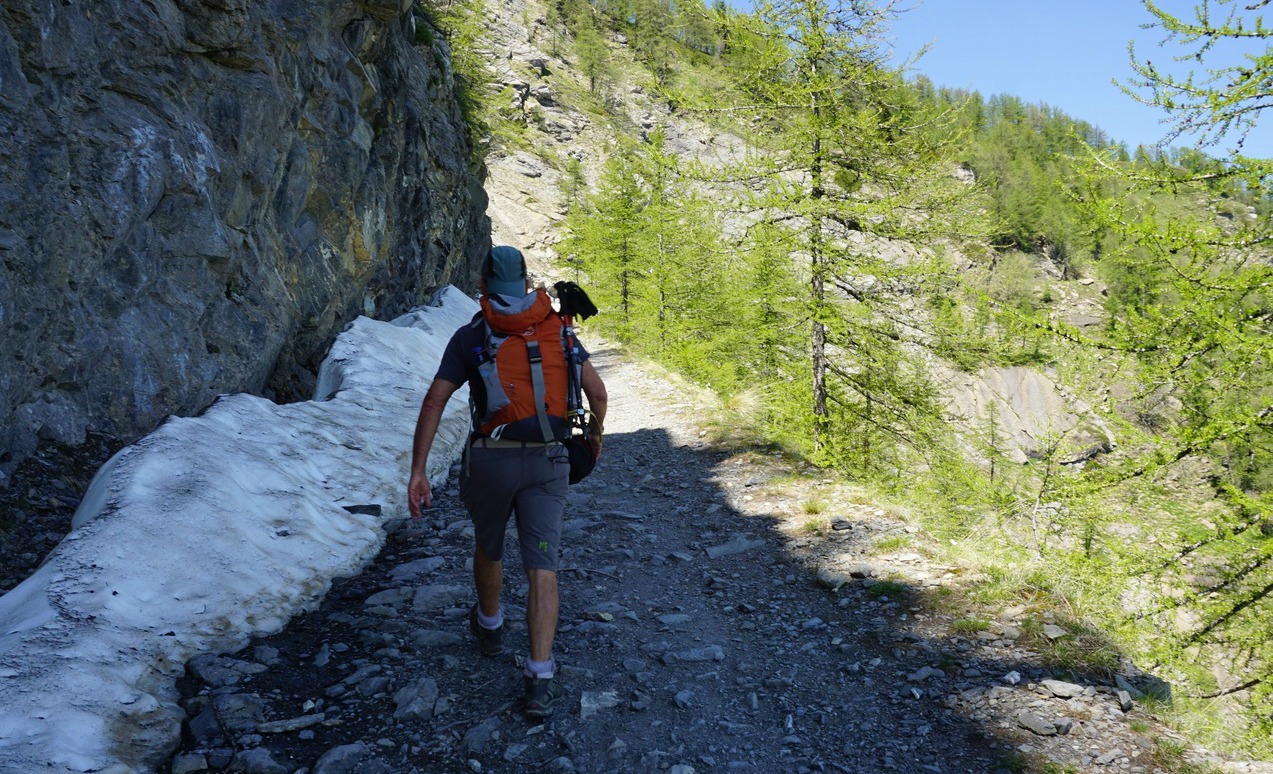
580, 690, 621, 719
230, 747, 291, 774
704, 538, 766, 559
256, 713, 325, 733
816, 568, 850, 589
393, 678, 439, 721
1041, 679, 1085, 698
907, 666, 940, 682
412, 584, 469, 613
671, 644, 726, 663
1042, 624, 1069, 640
1017, 710, 1058, 736
389, 556, 447, 581
462, 717, 501, 753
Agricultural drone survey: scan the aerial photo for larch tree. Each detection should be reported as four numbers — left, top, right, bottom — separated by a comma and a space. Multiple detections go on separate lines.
1058, 0, 1273, 750
559, 148, 648, 341
709, 0, 972, 467
559, 134, 728, 371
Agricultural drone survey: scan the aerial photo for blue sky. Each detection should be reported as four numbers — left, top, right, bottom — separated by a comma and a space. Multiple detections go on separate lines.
887, 0, 1273, 158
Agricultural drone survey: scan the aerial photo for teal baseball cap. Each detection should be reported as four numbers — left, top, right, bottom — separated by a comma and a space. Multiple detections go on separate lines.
482, 245, 528, 297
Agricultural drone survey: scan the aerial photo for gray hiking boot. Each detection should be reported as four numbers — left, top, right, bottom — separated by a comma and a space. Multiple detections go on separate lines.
522, 674, 563, 719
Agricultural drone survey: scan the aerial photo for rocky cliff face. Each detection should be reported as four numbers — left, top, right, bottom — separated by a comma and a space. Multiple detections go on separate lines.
0, 0, 489, 479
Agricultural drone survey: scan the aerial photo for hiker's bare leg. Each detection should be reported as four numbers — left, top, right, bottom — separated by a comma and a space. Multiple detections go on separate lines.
473, 547, 503, 617
526, 568, 558, 663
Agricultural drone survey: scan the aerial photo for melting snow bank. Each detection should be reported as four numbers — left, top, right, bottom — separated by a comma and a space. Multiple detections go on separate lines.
0, 286, 477, 773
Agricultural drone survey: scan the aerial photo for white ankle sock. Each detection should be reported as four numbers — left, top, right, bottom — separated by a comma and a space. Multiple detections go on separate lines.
526, 657, 555, 679
476, 606, 502, 630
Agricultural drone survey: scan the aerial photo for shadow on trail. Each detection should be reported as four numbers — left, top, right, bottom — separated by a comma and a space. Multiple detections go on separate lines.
556, 425, 1024, 773
166, 422, 1155, 773
554, 422, 1162, 773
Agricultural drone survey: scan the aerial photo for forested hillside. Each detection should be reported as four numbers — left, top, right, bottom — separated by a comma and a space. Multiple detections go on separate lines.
449, 0, 1273, 758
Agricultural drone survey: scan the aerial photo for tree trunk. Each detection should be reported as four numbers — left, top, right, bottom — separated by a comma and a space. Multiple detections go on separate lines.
620, 236, 631, 320
657, 231, 667, 350
810, 70, 830, 455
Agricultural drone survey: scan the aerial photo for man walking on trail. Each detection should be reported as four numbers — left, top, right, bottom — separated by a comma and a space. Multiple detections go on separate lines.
406, 245, 608, 719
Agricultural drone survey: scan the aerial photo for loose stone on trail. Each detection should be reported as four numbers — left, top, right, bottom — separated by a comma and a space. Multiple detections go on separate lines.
580, 690, 621, 720
1042, 679, 1086, 699
388, 556, 446, 581
257, 714, 326, 733
703, 538, 764, 558
1017, 710, 1058, 736
816, 567, 850, 589
412, 584, 469, 613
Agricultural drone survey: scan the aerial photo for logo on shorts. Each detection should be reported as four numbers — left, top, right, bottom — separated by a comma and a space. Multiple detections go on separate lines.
538, 540, 549, 551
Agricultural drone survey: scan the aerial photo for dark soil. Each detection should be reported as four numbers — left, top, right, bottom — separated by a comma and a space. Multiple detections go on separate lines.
0, 433, 120, 593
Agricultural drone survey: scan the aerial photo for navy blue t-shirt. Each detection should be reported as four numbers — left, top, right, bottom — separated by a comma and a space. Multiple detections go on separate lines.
433, 315, 590, 387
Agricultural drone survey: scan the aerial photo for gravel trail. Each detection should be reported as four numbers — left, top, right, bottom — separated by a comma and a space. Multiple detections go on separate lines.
163, 345, 1043, 773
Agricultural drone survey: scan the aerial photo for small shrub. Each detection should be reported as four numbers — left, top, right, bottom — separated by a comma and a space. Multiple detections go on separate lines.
802, 499, 826, 515
873, 535, 912, 552
866, 580, 909, 597
1026, 617, 1121, 675
919, 586, 962, 614
951, 618, 991, 635
988, 251, 1043, 312
799, 518, 827, 537
996, 751, 1028, 773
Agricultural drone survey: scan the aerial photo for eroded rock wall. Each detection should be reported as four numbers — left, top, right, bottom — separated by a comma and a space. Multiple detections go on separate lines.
0, 0, 488, 478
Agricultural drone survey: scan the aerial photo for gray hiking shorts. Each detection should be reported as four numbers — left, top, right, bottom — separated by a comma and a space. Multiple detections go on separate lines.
460, 438, 570, 571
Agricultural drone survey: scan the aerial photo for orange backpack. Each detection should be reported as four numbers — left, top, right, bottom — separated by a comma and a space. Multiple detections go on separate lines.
470, 289, 571, 441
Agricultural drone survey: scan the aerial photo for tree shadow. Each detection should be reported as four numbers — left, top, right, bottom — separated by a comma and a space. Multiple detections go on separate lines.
547, 423, 1172, 773
166, 421, 1171, 773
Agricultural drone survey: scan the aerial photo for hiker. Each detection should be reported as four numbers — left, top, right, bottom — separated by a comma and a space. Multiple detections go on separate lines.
406, 245, 608, 719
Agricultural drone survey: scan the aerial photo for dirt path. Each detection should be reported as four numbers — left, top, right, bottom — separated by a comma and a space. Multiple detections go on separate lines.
166, 345, 1186, 774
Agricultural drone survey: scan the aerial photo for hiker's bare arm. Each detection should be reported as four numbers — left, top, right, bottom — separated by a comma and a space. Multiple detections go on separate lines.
581, 361, 608, 456
408, 378, 460, 519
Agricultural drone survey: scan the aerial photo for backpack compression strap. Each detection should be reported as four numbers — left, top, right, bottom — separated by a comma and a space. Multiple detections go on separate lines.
525, 339, 555, 442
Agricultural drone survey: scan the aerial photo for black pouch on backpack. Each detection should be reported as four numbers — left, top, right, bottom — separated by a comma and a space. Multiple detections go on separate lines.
563, 434, 596, 484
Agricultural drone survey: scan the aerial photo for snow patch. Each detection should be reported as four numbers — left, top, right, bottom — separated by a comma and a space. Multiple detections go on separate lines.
0, 286, 477, 772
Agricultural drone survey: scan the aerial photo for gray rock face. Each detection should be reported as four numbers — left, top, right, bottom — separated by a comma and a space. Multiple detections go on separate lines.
941, 365, 1115, 465
0, 0, 489, 477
